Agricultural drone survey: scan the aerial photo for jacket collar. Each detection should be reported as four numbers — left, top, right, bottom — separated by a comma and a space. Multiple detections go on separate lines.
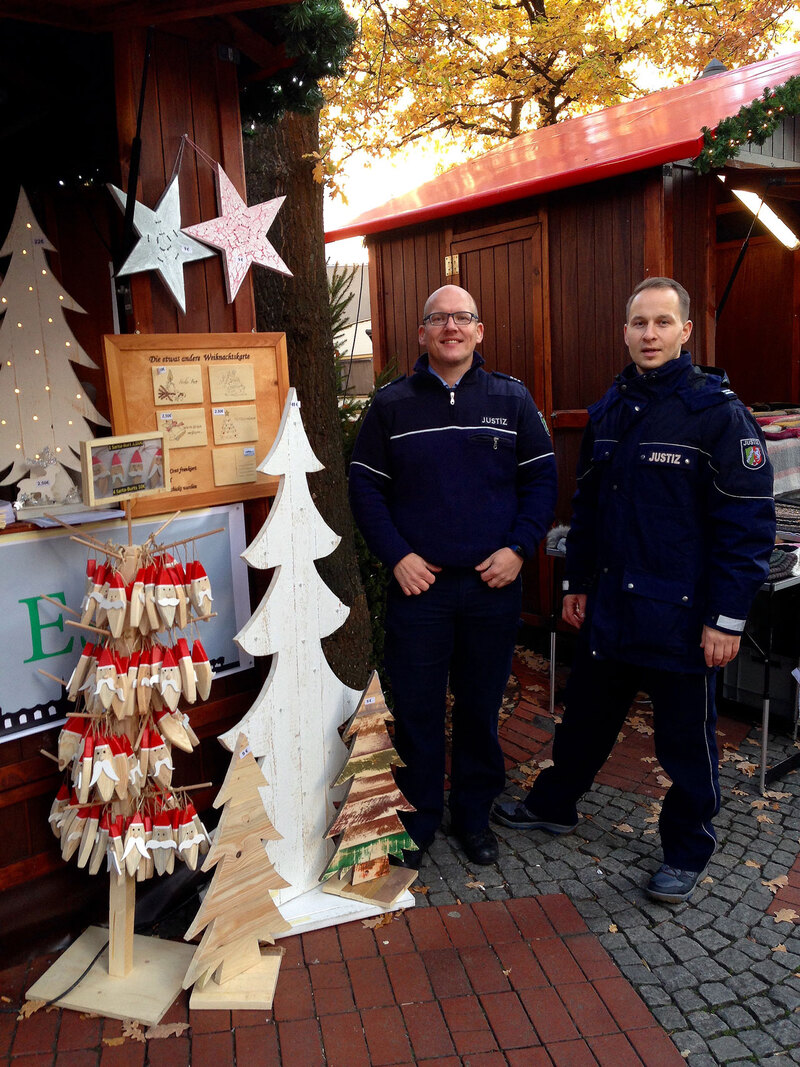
414, 351, 485, 383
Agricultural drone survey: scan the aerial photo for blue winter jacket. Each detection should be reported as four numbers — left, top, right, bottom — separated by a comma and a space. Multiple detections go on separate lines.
349, 353, 557, 570
564, 352, 776, 672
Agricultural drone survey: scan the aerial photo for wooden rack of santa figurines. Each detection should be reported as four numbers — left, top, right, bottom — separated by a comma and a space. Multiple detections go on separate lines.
31, 512, 221, 1020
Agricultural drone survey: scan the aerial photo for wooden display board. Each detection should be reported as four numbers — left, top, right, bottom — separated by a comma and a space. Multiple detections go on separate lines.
102, 333, 290, 516
80, 431, 169, 507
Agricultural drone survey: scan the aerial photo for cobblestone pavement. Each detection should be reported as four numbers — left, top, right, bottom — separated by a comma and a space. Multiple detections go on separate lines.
413, 649, 800, 1067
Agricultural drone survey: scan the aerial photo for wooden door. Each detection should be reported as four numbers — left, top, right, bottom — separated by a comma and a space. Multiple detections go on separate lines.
448, 218, 551, 418
448, 218, 553, 623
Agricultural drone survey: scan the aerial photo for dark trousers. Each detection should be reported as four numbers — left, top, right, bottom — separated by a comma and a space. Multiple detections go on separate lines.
384, 569, 522, 846
526, 645, 720, 872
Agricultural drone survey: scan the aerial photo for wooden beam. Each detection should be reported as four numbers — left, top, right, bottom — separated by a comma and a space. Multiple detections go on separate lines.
2, 0, 301, 33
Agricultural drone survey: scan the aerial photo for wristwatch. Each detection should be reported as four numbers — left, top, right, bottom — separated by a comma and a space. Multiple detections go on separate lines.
508, 544, 525, 559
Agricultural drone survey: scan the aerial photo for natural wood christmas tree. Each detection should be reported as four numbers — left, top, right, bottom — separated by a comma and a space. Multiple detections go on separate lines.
183, 732, 290, 992
321, 670, 418, 906
219, 389, 361, 905
0, 187, 109, 493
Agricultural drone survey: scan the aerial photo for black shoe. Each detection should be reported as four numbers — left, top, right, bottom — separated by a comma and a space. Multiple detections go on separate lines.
454, 827, 499, 865
492, 801, 577, 835
645, 864, 704, 903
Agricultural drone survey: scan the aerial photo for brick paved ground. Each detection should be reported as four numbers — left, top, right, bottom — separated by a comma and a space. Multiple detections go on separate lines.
2, 645, 800, 1066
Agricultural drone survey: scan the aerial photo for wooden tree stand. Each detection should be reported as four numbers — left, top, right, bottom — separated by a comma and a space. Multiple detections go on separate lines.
27, 873, 194, 1026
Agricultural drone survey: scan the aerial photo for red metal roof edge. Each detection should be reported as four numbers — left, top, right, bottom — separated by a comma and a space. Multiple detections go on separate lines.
326, 135, 705, 242
325, 49, 800, 244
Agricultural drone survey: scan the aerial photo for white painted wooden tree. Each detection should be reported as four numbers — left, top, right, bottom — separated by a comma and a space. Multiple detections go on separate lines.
219, 389, 360, 905
0, 187, 109, 489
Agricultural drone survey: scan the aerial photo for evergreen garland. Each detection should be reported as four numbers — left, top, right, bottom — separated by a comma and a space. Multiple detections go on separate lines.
239, 0, 356, 127
693, 75, 800, 174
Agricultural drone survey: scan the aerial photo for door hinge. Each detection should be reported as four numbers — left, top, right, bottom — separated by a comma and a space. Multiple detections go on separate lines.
445, 253, 459, 277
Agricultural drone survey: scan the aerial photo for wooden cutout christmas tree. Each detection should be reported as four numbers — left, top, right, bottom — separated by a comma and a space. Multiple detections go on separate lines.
183, 733, 289, 1006
0, 187, 109, 495
219, 389, 361, 906
321, 671, 418, 906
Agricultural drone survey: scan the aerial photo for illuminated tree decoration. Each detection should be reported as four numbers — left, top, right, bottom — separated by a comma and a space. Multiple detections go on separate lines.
0, 187, 109, 490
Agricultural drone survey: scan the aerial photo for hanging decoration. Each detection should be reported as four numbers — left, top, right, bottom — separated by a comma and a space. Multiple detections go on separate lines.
0, 187, 110, 499
108, 175, 215, 313
693, 75, 800, 174
182, 158, 292, 304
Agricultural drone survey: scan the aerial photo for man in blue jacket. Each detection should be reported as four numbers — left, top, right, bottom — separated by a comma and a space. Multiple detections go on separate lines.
494, 276, 776, 902
349, 284, 557, 867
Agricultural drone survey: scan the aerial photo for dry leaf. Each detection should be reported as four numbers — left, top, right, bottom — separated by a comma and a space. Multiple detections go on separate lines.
122, 1020, 146, 1043
751, 799, 770, 809
641, 756, 658, 764
773, 908, 799, 924
644, 815, 659, 824
614, 823, 634, 833
502, 967, 512, 976
616, 732, 626, 742
773, 944, 788, 953
465, 880, 485, 890
410, 884, 429, 895
643, 828, 657, 835
145, 1022, 190, 1040
656, 776, 671, 787
362, 913, 394, 929
701, 876, 713, 885
764, 790, 791, 800
731, 787, 748, 797
745, 859, 762, 869
17, 1000, 44, 1020
538, 759, 554, 770
762, 875, 789, 894
756, 814, 774, 824
103, 1037, 126, 1047
608, 923, 618, 933
737, 762, 757, 777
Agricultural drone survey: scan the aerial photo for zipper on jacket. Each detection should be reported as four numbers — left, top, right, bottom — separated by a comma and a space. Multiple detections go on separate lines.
449, 389, 455, 406
493, 436, 499, 450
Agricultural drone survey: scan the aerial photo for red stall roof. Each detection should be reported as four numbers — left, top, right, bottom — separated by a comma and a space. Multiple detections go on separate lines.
326, 50, 800, 243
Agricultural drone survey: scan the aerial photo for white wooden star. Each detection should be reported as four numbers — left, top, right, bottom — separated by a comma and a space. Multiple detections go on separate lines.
182, 164, 292, 303
108, 176, 215, 313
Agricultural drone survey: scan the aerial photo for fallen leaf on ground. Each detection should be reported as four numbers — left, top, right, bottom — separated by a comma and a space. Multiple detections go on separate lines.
751, 799, 770, 809
538, 759, 554, 770
614, 823, 634, 833
502, 968, 512, 976
608, 924, 618, 933
411, 885, 429, 895
17, 1000, 44, 1020
465, 880, 485, 890
762, 875, 789, 894
645, 815, 659, 824
103, 1037, 126, 1047
641, 756, 658, 764
773, 944, 788, 952
731, 787, 748, 796
701, 876, 713, 884
756, 814, 774, 824
745, 859, 762, 869
773, 908, 799, 924
122, 1021, 146, 1043
643, 829, 657, 835
656, 776, 671, 787
362, 913, 394, 929
764, 790, 791, 800
145, 1022, 190, 1040
737, 762, 757, 777
616, 732, 626, 742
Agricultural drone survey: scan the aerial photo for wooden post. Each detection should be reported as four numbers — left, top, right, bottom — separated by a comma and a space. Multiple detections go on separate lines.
108, 872, 135, 977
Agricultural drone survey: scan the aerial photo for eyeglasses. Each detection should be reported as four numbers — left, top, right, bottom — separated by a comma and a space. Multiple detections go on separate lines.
422, 311, 479, 327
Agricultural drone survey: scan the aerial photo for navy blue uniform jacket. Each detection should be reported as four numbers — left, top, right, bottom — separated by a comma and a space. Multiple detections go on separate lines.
564, 352, 776, 673
349, 353, 557, 570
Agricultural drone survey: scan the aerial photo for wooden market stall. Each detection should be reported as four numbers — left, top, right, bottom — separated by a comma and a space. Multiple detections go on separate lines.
327, 51, 800, 622
0, 0, 302, 944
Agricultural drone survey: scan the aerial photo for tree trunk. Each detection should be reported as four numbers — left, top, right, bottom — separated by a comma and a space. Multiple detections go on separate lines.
242, 110, 371, 690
